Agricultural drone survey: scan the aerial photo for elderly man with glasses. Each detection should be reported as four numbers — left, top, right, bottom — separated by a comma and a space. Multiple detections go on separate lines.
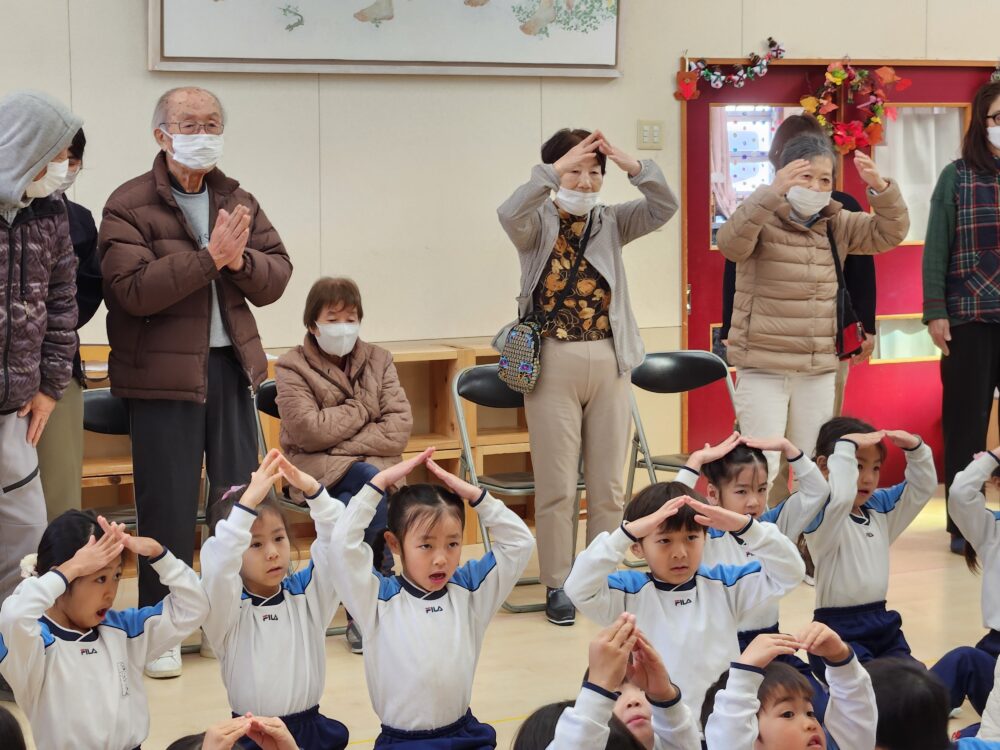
99, 87, 292, 678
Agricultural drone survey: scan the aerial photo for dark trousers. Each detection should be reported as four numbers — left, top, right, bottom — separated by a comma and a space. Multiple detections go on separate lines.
329, 461, 393, 575
930, 629, 1000, 715
942, 322, 1000, 536
809, 601, 917, 681
129, 347, 258, 606
375, 710, 496, 749
236, 705, 348, 750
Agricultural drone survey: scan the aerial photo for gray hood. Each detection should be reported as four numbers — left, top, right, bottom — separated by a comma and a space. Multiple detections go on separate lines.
0, 90, 82, 208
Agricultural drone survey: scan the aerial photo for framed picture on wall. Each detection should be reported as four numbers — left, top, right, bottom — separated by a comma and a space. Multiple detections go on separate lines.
149, 0, 620, 77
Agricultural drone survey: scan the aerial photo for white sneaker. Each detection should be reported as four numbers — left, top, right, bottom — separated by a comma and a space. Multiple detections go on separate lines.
803, 574, 816, 587
144, 645, 182, 679
949, 706, 963, 718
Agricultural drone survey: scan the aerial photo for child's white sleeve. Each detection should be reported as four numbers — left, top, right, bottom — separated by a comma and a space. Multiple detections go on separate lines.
564, 527, 632, 626
771, 455, 831, 541
804, 440, 859, 561
329, 482, 384, 636
948, 453, 1000, 556
650, 692, 702, 750
978, 656, 1000, 740
821, 650, 877, 750
456, 492, 534, 624
675, 466, 699, 490
723, 519, 805, 616
298, 486, 345, 630
544, 683, 616, 750
884, 441, 938, 542
116, 551, 209, 662
703, 664, 763, 750
199, 503, 256, 650
0, 573, 67, 705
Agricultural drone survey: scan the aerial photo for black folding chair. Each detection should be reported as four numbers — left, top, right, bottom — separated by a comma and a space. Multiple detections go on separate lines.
451, 364, 584, 614
624, 350, 738, 500
253, 379, 346, 636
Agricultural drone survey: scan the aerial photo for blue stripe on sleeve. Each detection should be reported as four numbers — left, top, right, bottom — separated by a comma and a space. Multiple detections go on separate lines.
284, 561, 315, 596
608, 570, 652, 594
865, 483, 906, 514
450, 552, 498, 592
698, 560, 762, 586
378, 574, 403, 602
102, 602, 165, 638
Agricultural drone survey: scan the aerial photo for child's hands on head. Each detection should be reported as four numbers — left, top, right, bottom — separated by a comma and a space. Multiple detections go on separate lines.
841, 430, 886, 448
426, 458, 483, 503
883, 430, 920, 450
797, 622, 851, 664
624, 496, 689, 539
588, 613, 639, 692
275, 453, 320, 497
371, 447, 435, 492
56, 523, 125, 582
241, 449, 284, 509
687, 431, 741, 472
737, 632, 800, 669
628, 631, 679, 703
741, 435, 799, 459
97, 515, 164, 560
687, 497, 751, 533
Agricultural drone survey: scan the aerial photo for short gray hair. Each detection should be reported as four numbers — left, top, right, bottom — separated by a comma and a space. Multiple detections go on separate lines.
779, 133, 837, 176
151, 87, 226, 130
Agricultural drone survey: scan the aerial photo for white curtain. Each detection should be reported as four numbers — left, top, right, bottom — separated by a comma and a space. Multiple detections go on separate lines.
710, 107, 738, 220
873, 107, 964, 242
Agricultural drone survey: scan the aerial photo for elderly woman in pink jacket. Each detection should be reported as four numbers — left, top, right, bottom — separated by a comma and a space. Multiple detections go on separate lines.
275, 276, 413, 652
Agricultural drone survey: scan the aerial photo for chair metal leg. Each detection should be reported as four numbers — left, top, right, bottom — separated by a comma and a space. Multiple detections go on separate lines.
624, 433, 639, 502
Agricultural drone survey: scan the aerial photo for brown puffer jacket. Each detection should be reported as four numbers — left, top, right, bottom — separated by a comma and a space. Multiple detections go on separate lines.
717, 181, 909, 374
99, 153, 292, 402
275, 335, 412, 494
0, 197, 78, 411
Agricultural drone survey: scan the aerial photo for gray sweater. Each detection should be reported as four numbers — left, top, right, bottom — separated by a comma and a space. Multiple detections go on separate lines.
494, 160, 678, 374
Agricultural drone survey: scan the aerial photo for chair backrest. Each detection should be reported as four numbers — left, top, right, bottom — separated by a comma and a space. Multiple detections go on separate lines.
455, 365, 525, 409
256, 380, 280, 419
82, 388, 130, 435
631, 350, 730, 394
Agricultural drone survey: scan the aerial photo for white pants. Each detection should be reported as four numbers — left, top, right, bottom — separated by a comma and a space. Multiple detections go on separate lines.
734, 368, 837, 491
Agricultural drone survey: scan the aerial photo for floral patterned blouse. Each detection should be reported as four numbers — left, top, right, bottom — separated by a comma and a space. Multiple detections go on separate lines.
533, 208, 613, 341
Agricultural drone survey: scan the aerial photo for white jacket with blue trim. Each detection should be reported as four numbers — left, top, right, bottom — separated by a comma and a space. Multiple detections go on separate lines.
704, 650, 876, 750
200, 488, 343, 717
948, 452, 1000, 632
546, 682, 701, 750
0, 551, 208, 750
564, 520, 804, 723
678, 456, 827, 633
329, 483, 534, 732
804, 440, 937, 609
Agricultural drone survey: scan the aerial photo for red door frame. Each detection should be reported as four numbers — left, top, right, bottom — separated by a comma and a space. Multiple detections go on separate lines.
680, 60, 994, 483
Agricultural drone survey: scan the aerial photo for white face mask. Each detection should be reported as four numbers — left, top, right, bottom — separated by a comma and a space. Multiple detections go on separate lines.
554, 187, 600, 216
988, 126, 1000, 150
785, 185, 832, 218
314, 322, 360, 358
25, 159, 69, 199
165, 133, 224, 171
53, 166, 80, 196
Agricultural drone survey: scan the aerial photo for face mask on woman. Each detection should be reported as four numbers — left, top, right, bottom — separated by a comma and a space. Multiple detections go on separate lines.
988, 126, 1000, 150
25, 159, 69, 199
785, 185, 832, 218
315, 322, 360, 357
54, 165, 80, 195
554, 186, 600, 216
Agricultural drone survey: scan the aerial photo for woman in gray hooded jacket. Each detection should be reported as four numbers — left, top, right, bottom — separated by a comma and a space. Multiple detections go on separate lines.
0, 89, 81, 659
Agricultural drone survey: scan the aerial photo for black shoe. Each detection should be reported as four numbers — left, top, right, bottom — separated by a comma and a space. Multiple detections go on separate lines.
346, 621, 363, 654
950, 534, 967, 556
546, 587, 575, 626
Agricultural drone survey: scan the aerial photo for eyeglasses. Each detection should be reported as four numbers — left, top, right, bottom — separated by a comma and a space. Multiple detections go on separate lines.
987, 112, 1000, 127
159, 121, 225, 135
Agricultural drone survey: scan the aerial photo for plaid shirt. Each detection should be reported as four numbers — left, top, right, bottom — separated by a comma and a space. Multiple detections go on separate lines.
947, 159, 1000, 321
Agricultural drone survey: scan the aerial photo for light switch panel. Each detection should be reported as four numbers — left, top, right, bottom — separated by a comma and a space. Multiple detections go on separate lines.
637, 119, 664, 150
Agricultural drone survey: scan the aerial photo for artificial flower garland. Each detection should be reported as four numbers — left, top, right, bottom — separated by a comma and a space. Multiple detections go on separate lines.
690, 37, 786, 90
800, 60, 911, 154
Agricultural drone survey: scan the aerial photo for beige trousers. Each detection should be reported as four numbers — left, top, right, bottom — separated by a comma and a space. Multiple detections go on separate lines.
767, 360, 850, 506
524, 339, 631, 589
37, 378, 84, 520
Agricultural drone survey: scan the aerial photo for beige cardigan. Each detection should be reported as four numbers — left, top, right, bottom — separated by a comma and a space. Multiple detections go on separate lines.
717, 181, 909, 374
275, 335, 412, 494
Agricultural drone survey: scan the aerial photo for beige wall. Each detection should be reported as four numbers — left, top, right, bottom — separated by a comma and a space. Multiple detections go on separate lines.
2, 0, 996, 456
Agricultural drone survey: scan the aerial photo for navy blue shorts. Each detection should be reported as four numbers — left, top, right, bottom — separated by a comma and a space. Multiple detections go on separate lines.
810, 601, 916, 681
375, 709, 496, 749
235, 705, 348, 750
739, 624, 830, 722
